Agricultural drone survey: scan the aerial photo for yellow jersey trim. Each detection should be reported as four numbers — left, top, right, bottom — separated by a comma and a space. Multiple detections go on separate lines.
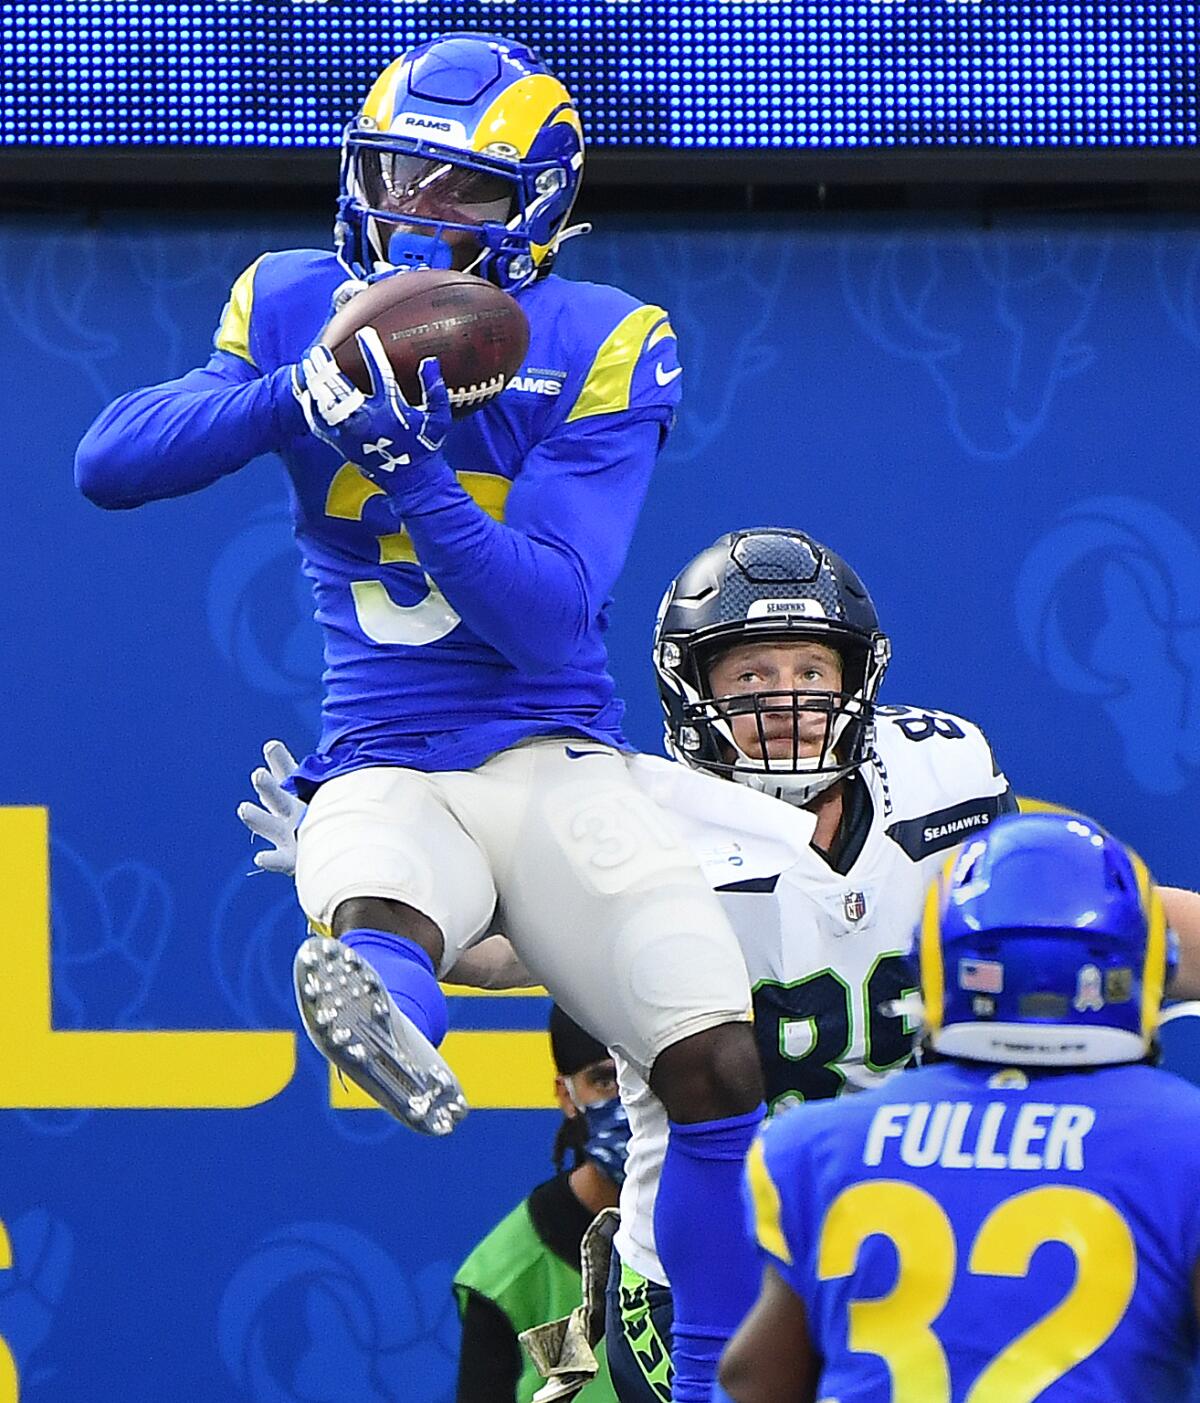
215, 256, 266, 367
747, 1136, 793, 1266
566, 305, 672, 424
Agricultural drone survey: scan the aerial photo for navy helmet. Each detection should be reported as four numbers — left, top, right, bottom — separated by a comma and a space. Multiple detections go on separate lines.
919, 812, 1176, 1067
653, 528, 891, 804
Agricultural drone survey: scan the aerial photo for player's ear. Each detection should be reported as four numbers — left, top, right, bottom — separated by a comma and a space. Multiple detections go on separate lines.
554, 1074, 578, 1117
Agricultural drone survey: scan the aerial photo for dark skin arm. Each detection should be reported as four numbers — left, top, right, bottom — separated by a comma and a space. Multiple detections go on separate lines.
717, 1264, 821, 1403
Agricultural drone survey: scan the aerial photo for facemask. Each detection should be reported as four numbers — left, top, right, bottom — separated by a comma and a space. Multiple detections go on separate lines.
578, 1095, 631, 1186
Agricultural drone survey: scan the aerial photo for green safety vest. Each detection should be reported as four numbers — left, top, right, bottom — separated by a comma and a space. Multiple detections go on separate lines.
454, 1196, 617, 1403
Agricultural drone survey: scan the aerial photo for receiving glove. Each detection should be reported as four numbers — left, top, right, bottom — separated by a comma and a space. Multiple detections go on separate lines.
237, 739, 305, 875
291, 326, 451, 482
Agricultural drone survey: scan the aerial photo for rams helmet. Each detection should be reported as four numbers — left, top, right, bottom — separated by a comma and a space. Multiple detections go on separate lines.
336, 33, 585, 292
919, 812, 1176, 1067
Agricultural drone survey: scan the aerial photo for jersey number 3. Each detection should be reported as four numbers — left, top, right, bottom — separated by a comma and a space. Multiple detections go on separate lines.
818, 1180, 1136, 1402
326, 464, 511, 645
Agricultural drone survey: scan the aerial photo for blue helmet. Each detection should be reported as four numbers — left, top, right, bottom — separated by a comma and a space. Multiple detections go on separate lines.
336, 34, 586, 292
918, 812, 1175, 1067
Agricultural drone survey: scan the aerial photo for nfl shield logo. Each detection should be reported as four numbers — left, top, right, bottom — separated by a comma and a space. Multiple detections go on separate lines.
843, 890, 867, 923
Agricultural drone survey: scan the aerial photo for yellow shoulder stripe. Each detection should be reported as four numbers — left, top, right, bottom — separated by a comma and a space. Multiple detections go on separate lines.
747, 1136, 793, 1266
215, 255, 266, 367
566, 305, 674, 423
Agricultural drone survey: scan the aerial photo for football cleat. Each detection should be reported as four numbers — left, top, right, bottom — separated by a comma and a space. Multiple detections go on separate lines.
293, 935, 467, 1136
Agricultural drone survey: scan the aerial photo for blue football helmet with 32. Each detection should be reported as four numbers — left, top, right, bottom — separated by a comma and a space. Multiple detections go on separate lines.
919, 812, 1176, 1067
336, 33, 585, 291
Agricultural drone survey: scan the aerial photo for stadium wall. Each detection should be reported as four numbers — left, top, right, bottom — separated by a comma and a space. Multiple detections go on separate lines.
3, 210, 1200, 1400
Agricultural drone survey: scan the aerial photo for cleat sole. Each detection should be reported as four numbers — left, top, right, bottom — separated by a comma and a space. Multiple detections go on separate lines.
293, 935, 468, 1136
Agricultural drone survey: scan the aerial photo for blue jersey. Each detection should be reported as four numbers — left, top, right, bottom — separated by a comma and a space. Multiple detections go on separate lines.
75, 250, 682, 791
748, 1059, 1200, 1402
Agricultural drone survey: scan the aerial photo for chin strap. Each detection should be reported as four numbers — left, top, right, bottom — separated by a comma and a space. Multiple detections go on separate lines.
728, 762, 849, 808
549, 221, 592, 252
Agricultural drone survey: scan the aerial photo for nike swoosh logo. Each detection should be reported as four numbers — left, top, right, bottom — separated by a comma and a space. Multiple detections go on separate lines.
655, 363, 683, 386
565, 746, 611, 760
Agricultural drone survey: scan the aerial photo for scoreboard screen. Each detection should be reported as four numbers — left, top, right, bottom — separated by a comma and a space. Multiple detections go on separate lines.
2, 1, 1197, 180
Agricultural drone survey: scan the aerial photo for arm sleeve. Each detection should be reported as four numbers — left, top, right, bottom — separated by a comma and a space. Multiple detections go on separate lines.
393, 413, 663, 673
74, 352, 305, 510
455, 1289, 522, 1403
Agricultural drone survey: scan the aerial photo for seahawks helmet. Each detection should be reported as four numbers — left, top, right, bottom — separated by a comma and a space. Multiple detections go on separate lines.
919, 812, 1176, 1067
654, 529, 891, 805
336, 33, 585, 291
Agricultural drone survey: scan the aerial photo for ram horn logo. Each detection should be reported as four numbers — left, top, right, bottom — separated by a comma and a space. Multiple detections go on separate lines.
1016, 495, 1200, 795
840, 234, 1109, 461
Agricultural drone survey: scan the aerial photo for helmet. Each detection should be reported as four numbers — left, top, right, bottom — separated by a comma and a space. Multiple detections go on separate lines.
653, 528, 891, 805
919, 812, 1176, 1067
336, 33, 585, 292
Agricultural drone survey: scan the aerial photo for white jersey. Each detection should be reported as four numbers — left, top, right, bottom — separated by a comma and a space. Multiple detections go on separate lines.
615, 704, 1015, 1286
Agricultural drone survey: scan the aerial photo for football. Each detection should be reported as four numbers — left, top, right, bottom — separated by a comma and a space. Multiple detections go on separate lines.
322, 268, 530, 419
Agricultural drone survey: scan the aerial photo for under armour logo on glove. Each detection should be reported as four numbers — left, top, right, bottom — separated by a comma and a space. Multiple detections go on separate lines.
362, 437, 410, 473
291, 328, 451, 482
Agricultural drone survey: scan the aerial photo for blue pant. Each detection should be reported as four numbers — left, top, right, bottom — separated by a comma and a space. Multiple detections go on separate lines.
605, 1245, 675, 1403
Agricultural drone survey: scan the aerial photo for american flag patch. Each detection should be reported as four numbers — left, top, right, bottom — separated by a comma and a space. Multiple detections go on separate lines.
958, 959, 1004, 994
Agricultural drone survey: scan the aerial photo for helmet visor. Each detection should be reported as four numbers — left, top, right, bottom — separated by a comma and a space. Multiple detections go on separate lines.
357, 150, 516, 224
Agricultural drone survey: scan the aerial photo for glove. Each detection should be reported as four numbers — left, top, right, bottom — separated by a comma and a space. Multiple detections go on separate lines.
237, 739, 305, 875
291, 326, 452, 481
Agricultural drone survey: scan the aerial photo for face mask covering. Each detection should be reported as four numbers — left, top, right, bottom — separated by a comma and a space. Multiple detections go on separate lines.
579, 1095, 631, 1186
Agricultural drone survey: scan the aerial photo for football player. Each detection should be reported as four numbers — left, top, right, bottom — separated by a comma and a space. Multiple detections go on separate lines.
75, 35, 767, 1401
238, 528, 1200, 1402
721, 811, 1200, 1403
603, 527, 1018, 1403
239, 526, 1015, 1401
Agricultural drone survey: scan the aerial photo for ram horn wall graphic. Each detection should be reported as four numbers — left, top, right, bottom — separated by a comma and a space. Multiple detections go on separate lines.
1016, 495, 1200, 794
840, 233, 1109, 461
